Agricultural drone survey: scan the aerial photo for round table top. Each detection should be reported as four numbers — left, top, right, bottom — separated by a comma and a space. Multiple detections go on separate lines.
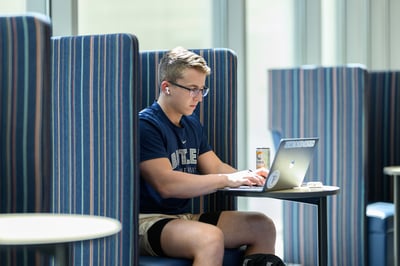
0, 213, 121, 245
384, 166, 400, 176
265, 185, 340, 198
221, 185, 340, 199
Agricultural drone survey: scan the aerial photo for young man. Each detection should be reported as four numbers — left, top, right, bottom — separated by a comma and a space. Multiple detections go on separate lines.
139, 47, 284, 266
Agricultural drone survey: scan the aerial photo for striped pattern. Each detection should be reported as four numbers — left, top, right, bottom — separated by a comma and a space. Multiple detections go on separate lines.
0, 14, 52, 213
0, 14, 52, 265
269, 66, 368, 265
139, 48, 238, 212
367, 71, 400, 203
51, 34, 139, 266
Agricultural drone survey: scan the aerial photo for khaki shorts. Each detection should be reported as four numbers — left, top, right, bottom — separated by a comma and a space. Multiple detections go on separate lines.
139, 212, 221, 256
139, 213, 200, 256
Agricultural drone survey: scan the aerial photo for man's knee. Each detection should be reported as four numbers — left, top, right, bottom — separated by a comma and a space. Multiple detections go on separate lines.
249, 212, 276, 234
198, 224, 225, 257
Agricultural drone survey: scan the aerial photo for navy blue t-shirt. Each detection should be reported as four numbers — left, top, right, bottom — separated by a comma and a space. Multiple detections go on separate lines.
139, 102, 212, 214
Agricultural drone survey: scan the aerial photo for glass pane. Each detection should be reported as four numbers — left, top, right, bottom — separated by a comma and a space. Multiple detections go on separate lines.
78, 0, 212, 50
244, 0, 295, 258
0, 0, 26, 13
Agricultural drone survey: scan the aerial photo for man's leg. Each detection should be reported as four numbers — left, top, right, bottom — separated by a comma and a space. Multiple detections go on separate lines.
217, 210, 276, 254
160, 219, 225, 266
217, 211, 285, 265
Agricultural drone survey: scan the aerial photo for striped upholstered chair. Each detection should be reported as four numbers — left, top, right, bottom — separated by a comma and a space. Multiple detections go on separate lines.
138, 49, 242, 266
367, 71, 400, 202
366, 71, 400, 265
0, 14, 52, 265
51, 34, 140, 265
269, 66, 368, 265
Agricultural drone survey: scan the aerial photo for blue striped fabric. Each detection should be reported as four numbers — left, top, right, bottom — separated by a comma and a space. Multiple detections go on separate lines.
51, 34, 139, 266
139, 48, 238, 212
0, 14, 52, 265
368, 71, 400, 203
269, 66, 368, 265
0, 13, 52, 213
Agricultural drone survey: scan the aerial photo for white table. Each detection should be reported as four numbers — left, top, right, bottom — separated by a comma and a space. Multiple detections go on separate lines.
0, 213, 122, 266
384, 166, 400, 266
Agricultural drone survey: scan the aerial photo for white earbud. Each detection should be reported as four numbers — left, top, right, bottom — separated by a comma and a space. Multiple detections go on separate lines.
166, 87, 170, 94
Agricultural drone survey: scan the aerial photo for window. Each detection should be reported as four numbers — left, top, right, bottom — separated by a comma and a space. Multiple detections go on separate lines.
0, 0, 26, 13
78, 0, 212, 50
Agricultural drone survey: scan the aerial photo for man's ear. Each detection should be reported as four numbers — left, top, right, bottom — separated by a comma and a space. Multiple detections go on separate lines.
160, 81, 170, 95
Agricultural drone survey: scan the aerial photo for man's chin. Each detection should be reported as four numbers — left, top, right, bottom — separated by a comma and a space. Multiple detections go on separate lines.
184, 108, 196, 116
184, 111, 194, 116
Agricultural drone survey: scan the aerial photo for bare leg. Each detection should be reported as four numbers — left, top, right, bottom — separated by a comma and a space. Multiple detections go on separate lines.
160, 219, 225, 266
216, 211, 277, 255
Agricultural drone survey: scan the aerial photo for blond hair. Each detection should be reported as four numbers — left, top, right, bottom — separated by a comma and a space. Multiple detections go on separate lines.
158, 47, 211, 84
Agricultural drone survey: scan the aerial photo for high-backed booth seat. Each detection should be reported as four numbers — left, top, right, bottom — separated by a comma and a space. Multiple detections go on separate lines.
138, 48, 242, 266
367, 71, 400, 202
269, 66, 368, 265
366, 71, 400, 265
51, 34, 140, 266
0, 14, 52, 265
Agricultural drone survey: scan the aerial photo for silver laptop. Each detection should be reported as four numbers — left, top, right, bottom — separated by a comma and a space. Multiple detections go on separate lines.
219, 137, 319, 192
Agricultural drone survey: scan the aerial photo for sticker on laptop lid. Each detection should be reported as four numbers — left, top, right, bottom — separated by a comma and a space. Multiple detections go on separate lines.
284, 139, 316, 149
267, 170, 280, 188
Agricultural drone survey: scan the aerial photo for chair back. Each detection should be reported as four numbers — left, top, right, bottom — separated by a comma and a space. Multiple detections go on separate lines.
139, 48, 238, 212
0, 13, 52, 213
51, 34, 140, 266
367, 71, 400, 202
269, 66, 368, 265
0, 14, 52, 265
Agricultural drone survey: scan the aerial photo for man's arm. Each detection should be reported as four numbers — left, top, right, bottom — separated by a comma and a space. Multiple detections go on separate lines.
140, 156, 229, 198
196, 150, 237, 174
140, 151, 266, 199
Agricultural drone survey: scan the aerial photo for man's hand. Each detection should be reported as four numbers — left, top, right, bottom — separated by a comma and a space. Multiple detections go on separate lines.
225, 168, 268, 187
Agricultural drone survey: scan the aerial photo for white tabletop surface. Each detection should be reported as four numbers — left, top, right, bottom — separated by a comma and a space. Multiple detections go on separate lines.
0, 213, 121, 245
221, 185, 340, 199
384, 166, 400, 175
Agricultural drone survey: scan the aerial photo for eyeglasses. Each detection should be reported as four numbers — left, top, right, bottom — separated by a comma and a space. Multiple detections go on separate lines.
168, 81, 209, 98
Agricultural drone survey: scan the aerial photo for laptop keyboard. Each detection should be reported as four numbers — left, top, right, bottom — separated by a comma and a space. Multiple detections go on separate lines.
238, 185, 261, 189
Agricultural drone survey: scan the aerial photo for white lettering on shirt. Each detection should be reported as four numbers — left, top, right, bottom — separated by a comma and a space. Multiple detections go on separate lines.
170, 148, 198, 169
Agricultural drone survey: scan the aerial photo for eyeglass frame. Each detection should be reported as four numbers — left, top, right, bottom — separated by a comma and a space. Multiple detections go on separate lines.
167, 80, 209, 97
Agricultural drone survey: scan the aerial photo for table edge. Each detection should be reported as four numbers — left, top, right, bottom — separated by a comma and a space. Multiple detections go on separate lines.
219, 185, 340, 199
0, 213, 122, 245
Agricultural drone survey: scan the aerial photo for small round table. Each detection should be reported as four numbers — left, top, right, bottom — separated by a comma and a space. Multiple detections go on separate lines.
221, 185, 340, 266
0, 213, 122, 266
384, 166, 400, 266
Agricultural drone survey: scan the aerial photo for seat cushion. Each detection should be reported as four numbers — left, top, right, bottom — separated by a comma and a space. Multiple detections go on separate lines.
366, 202, 394, 266
366, 201, 394, 233
139, 256, 191, 266
139, 248, 244, 266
